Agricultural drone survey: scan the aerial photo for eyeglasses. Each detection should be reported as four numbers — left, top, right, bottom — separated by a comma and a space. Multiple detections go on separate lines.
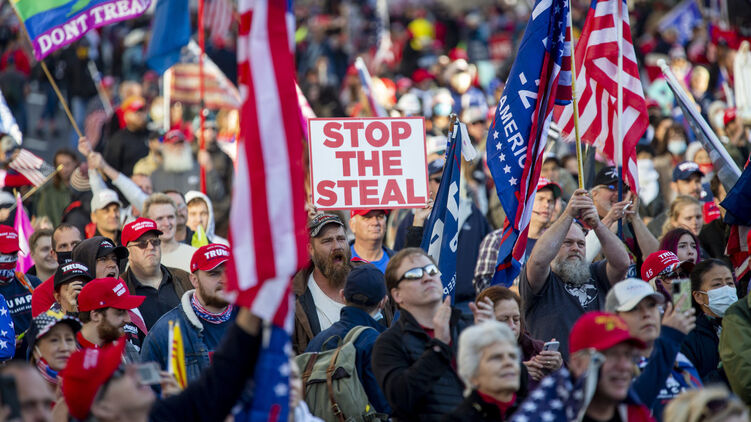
598, 184, 631, 193
399, 264, 440, 282
129, 239, 161, 249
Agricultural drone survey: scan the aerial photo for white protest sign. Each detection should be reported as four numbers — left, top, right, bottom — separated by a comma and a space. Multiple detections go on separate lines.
309, 117, 429, 210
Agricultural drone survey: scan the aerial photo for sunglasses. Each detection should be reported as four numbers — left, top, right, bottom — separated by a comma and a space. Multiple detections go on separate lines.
598, 184, 631, 193
130, 238, 161, 249
399, 264, 440, 282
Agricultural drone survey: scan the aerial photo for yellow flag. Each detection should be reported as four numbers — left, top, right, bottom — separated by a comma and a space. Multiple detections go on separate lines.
167, 320, 188, 389
191, 225, 209, 248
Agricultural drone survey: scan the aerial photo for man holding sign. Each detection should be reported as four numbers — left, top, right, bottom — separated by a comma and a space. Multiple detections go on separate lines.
349, 209, 394, 273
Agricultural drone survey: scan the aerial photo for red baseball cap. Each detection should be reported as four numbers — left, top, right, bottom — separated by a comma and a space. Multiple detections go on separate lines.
569, 311, 646, 355
121, 218, 163, 246
350, 209, 390, 219
191, 244, 231, 273
0, 225, 18, 254
61, 338, 126, 420
162, 129, 186, 144
536, 178, 562, 199
724, 108, 737, 126
641, 250, 694, 281
78, 277, 145, 312
121, 96, 146, 113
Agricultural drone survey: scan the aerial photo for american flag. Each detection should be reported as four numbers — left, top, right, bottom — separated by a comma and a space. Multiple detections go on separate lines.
9, 149, 55, 187
721, 162, 751, 280
206, 0, 234, 46
354, 57, 388, 117
510, 368, 588, 422
170, 41, 242, 109
230, 0, 307, 419
554, 0, 648, 192
487, 0, 572, 287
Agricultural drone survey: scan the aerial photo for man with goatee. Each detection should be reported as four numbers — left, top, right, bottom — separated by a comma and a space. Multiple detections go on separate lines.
520, 189, 630, 359
293, 214, 351, 353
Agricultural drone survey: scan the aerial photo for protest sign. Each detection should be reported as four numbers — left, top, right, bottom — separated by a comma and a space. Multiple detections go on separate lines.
309, 117, 429, 210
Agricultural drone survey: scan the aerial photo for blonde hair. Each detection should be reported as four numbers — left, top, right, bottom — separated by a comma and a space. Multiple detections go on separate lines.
661, 195, 701, 236
143, 193, 177, 220
663, 386, 748, 422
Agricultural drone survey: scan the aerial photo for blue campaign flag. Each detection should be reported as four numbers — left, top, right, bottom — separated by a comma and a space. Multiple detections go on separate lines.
657, 0, 703, 45
420, 123, 462, 301
0, 90, 21, 145
235, 324, 291, 422
487, 0, 571, 287
145, 0, 191, 74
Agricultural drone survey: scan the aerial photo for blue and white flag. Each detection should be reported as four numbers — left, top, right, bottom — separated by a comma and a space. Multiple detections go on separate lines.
354, 57, 387, 117
0, 90, 21, 145
420, 123, 463, 302
487, 0, 572, 287
657, 0, 703, 45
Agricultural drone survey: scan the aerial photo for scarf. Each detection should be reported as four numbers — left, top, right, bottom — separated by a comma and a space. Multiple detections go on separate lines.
36, 357, 59, 385
0, 255, 17, 284
191, 294, 233, 324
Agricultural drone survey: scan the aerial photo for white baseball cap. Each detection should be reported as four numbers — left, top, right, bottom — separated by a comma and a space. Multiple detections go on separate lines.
605, 278, 665, 312
90, 189, 122, 212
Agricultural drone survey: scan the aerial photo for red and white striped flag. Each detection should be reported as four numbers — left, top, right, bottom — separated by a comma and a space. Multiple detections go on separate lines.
726, 225, 751, 281
9, 149, 55, 187
554, 0, 648, 191
206, 0, 234, 46
228, 0, 307, 330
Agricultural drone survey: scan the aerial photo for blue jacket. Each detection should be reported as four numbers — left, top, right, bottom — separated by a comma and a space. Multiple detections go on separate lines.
632, 326, 702, 421
140, 290, 237, 383
305, 306, 391, 414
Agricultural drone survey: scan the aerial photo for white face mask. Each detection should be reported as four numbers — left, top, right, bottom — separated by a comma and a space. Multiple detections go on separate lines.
701, 285, 738, 317
667, 139, 687, 155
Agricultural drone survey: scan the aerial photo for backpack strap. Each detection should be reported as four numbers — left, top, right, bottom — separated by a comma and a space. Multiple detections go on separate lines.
341, 325, 377, 345
326, 346, 346, 422
301, 353, 318, 388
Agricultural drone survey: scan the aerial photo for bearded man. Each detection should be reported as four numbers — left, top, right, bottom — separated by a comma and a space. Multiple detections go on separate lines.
140, 244, 236, 383
150, 130, 226, 204
292, 214, 351, 353
519, 189, 630, 359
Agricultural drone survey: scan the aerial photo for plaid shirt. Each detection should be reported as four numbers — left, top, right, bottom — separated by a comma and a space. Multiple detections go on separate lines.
472, 228, 504, 294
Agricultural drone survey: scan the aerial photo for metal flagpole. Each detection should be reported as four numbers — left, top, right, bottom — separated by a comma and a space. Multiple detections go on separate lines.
163, 68, 172, 134
616, 0, 625, 239
567, 0, 584, 190
198, 0, 207, 194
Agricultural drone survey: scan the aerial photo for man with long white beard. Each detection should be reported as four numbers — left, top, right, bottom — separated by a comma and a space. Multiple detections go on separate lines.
520, 189, 630, 359
292, 214, 352, 353
150, 130, 226, 202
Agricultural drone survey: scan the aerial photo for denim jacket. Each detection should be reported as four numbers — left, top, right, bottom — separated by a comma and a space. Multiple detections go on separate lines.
140, 290, 235, 383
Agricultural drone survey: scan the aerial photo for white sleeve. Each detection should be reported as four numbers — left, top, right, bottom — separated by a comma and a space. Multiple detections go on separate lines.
112, 174, 150, 214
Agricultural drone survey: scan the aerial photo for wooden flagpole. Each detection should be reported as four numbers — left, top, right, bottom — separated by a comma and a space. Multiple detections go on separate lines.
9, 6, 83, 138
567, 0, 585, 190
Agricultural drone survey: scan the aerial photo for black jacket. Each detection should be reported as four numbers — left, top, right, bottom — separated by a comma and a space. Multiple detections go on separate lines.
149, 322, 262, 421
103, 127, 150, 177
681, 313, 728, 385
442, 390, 520, 422
372, 307, 472, 421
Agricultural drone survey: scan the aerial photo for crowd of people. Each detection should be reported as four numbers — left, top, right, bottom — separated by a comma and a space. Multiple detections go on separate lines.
0, 0, 749, 421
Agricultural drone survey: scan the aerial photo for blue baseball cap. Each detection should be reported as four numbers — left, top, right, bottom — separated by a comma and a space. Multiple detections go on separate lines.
672, 161, 704, 182
343, 264, 387, 307
428, 158, 445, 176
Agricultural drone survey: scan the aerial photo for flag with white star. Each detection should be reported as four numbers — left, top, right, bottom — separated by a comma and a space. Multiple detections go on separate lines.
510, 368, 587, 422
0, 294, 14, 361
486, 0, 572, 287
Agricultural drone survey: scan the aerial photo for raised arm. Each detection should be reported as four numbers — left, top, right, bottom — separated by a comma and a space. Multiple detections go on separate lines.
526, 189, 589, 293
580, 202, 630, 285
